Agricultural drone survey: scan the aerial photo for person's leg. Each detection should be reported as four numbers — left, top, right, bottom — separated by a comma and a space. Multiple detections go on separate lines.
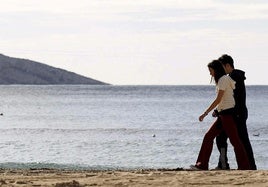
236, 118, 257, 170
195, 118, 221, 170
216, 131, 229, 169
221, 115, 250, 170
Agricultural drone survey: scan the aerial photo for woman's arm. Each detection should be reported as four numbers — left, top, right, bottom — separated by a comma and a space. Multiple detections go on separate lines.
199, 90, 224, 122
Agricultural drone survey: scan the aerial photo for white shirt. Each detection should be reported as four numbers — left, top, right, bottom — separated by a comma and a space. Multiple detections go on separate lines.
216, 75, 236, 111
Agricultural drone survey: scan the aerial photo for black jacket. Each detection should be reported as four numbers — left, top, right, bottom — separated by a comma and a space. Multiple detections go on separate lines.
229, 69, 248, 119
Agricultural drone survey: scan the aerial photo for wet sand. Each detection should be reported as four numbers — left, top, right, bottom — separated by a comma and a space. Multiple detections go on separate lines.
0, 169, 267, 186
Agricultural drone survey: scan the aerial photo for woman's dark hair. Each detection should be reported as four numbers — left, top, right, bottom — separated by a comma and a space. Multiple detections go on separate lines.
207, 60, 226, 84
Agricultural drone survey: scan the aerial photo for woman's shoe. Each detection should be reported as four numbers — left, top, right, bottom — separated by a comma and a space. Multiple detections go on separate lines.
189, 165, 203, 170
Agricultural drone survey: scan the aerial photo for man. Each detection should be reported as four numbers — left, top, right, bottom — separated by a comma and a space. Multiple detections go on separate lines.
215, 54, 257, 170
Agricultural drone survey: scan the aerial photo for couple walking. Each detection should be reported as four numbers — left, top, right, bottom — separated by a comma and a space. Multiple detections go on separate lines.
191, 54, 256, 170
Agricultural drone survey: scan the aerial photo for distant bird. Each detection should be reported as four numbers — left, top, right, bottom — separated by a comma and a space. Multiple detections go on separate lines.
152, 134, 156, 138
253, 132, 260, 137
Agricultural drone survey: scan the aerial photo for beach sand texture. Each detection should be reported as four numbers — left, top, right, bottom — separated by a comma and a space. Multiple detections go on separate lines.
0, 169, 267, 187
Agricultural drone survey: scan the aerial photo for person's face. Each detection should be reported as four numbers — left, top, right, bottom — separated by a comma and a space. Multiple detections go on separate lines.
209, 67, 215, 77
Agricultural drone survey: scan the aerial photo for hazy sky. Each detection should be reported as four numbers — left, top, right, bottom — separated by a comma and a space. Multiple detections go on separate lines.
1, 0, 268, 85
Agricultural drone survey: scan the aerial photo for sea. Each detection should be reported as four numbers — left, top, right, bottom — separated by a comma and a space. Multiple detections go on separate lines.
0, 85, 267, 170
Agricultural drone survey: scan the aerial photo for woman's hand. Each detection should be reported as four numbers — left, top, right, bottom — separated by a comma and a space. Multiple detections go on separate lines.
199, 90, 223, 122
199, 112, 208, 122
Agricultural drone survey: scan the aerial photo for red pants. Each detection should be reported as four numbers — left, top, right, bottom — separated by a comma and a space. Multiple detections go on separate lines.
196, 114, 250, 170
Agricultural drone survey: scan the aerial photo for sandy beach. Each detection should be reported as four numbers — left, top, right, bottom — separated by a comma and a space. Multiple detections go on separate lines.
0, 169, 267, 187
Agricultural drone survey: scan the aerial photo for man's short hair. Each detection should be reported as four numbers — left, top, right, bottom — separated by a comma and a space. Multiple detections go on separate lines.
218, 54, 234, 68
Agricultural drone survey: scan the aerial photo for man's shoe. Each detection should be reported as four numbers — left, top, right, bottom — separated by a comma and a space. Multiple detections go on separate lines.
213, 165, 230, 170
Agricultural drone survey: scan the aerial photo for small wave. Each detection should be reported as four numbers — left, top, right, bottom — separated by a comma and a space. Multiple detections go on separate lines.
0, 127, 184, 134
0, 162, 81, 170
0, 162, 149, 171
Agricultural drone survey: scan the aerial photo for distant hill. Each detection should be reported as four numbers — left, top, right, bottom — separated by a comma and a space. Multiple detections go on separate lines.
0, 54, 108, 85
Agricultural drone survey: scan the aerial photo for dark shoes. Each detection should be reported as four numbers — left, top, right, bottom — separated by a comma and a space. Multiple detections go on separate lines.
189, 165, 205, 171
215, 162, 230, 170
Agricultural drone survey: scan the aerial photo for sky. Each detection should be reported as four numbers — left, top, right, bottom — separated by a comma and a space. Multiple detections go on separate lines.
1, 0, 268, 85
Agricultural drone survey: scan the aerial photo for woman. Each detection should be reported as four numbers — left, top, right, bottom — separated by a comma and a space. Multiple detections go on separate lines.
190, 60, 250, 170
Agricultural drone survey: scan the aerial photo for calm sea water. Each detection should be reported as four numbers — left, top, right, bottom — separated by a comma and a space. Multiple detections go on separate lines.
0, 85, 267, 170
